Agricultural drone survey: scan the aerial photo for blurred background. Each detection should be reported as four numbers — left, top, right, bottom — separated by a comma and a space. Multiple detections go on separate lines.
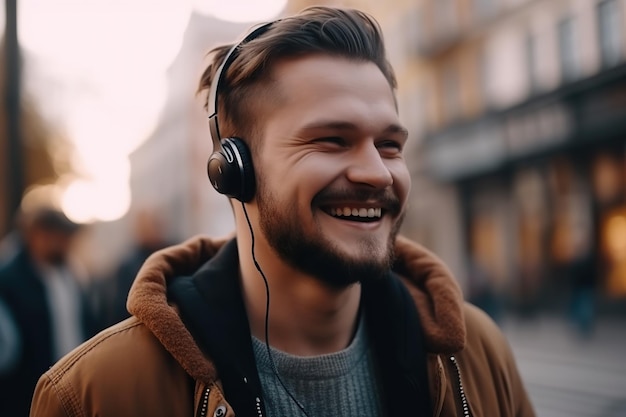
1, 0, 625, 415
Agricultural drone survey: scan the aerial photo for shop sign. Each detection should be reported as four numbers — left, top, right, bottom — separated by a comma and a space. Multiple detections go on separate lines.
504, 102, 572, 157
580, 83, 626, 132
425, 120, 506, 180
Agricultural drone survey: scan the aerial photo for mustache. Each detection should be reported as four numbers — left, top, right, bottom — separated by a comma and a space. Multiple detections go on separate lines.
313, 187, 402, 216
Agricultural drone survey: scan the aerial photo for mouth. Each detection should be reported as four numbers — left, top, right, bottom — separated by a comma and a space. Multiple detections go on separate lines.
322, 206, 384, 223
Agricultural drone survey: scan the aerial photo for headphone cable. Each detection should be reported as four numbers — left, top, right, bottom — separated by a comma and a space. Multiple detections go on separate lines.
241, 202, 310, 417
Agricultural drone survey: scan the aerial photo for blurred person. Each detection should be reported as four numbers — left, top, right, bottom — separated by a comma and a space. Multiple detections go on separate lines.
0, 297, 20, 373
31, 7, 535, 417
0, 206, 99, 417
467, 257, 502, 323
566, 252, 596, 338
564, 204, 596, 338
104, 207, 171, 326
0, 229, 22, 267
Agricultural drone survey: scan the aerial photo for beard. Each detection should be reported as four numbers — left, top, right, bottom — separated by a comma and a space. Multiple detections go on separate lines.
256, 180, 405, 288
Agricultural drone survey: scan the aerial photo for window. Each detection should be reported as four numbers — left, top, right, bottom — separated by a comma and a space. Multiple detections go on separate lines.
442, 65, 462, 123
597, 0, 624, 67
526, 32, 540, 93
435, 0, 459, 39
478, 49, 491, 109
558, 17, 581, 82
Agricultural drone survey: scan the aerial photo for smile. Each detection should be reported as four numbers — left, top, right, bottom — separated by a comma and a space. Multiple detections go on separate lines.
326, 207, 383, 222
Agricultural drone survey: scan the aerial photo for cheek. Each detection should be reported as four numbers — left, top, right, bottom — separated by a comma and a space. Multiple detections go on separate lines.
391, 163, 411, 202
279, 156, 342, 197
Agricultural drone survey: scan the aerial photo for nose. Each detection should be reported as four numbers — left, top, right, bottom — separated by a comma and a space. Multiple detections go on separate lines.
345, 143, 393, 189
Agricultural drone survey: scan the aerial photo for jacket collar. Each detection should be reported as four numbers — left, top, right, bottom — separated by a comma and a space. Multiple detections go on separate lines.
127, 235, 465, 385
167, 240, 263, 416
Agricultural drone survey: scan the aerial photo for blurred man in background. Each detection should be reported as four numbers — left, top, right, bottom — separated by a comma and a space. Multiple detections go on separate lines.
103, 207, 170, 326
0, 202, 99, 417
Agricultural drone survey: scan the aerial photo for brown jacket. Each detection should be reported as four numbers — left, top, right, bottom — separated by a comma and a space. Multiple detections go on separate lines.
30, 235, 535, 417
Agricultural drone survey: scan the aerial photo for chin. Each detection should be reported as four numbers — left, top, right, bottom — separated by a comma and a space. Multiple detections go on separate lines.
334, 234, 391, 259
305, 240, 394, 287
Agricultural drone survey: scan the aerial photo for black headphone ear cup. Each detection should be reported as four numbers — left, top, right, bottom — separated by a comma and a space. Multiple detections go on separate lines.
228, 137, 255, 202
207, 137, 255, 202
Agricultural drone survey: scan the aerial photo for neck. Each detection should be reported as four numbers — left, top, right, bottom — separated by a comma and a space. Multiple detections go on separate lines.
235, 218, 361, 357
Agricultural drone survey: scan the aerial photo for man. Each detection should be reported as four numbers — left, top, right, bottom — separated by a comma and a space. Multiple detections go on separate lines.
103, 207, 171, 326
31, 6, 535, 417
0, 206, 98, 417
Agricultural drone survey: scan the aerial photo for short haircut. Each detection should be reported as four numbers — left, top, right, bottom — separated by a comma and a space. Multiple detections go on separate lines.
197, 6, 397, 152
27, 208, 81, 235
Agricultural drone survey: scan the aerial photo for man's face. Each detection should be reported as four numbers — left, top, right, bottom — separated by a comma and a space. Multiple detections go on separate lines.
31, 228, 75, 266
252, 54, 411, 287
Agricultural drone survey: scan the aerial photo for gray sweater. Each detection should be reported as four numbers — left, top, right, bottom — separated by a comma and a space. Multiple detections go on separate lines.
252, 317, 384, 417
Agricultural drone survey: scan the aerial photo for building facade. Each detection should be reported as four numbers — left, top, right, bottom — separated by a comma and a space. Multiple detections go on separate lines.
417, 0, 626, 314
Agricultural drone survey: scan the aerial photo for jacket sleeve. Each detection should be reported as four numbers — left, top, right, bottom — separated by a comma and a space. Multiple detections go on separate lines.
497, 320, 535, 417
459, 304, 536, 417
30, 374, 71, 417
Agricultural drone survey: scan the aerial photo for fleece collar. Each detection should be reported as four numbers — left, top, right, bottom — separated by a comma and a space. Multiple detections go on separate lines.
127, 235, 465, 384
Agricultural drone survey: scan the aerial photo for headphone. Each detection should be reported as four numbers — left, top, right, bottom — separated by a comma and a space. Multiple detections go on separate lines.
206, 22, 275, 203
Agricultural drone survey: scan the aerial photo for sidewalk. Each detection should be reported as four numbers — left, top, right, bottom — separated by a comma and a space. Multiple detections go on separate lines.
499, 315, 626, 417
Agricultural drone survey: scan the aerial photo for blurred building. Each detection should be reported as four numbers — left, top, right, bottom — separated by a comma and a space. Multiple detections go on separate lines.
412, 0, 626, 314
127, 13, 248, 242
81, 14, 251, 277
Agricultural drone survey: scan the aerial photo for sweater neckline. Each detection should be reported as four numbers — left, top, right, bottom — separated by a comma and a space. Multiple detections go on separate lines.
251, 314, 368, 380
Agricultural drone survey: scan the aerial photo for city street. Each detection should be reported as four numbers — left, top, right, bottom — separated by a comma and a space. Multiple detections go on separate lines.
500, 315, 626, 417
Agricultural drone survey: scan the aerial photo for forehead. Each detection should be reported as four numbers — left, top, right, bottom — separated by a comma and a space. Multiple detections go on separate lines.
262, 55, 399, 135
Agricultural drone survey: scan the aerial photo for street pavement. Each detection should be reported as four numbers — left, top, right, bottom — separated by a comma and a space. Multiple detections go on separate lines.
499, 315, 626, 417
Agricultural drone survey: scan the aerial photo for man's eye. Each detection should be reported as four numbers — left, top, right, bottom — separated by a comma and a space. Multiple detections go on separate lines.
316, 137, 346, 146
378, 140, 403, 152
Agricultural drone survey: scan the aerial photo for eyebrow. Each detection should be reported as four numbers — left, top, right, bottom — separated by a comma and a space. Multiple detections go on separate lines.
298, 120, 409, 139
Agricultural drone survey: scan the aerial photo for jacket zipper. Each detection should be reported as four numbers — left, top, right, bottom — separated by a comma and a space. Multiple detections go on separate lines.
197, 387, 210, 417
255, 396, 264, 417
449, 356, 471, 417
196, 387, 264, 417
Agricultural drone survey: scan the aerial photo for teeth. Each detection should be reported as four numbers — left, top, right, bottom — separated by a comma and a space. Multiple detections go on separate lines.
329, 207, 382, 218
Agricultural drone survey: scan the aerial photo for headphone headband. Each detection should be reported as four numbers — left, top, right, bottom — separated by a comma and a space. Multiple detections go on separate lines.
206, 20, 276, 203
207, 21, 276, 149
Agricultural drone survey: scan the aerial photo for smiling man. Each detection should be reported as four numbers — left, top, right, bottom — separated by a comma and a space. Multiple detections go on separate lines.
252, 54, 409, 290
31, 6, 535, 417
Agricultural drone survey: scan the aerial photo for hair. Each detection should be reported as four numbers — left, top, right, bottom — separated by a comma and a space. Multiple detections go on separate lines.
23, 208, 81, 235
197, 6, 397, 151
